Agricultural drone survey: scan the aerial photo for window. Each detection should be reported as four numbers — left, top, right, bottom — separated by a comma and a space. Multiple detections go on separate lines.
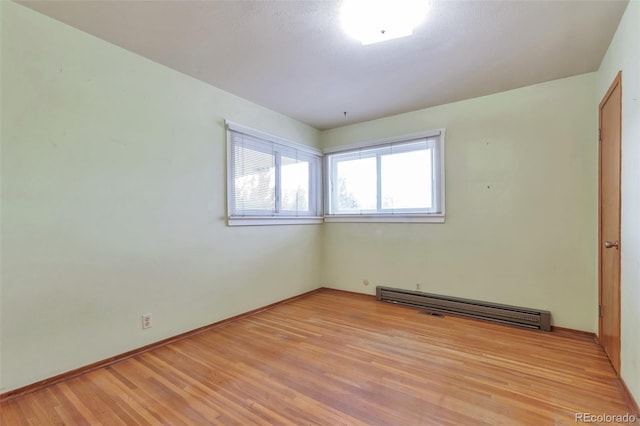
226, 121, 322, 226
325, 130, 445, 222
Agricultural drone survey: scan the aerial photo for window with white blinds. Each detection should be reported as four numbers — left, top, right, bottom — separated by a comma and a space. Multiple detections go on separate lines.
226, 121, 322, 226
324, 130, 445, 223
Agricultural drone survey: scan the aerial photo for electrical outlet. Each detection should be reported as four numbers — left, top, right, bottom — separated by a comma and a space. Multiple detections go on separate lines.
142, 313, 152, 329
416, 283, 421, 291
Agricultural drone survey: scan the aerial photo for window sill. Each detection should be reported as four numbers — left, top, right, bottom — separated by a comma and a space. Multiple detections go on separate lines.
228, 216, 324, 226
323, 214, 445, 223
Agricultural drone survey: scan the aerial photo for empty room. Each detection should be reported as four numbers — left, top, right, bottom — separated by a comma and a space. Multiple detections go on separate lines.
1, 0, 639, 424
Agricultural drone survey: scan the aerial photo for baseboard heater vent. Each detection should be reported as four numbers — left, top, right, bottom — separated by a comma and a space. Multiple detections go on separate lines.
376, 286, 551, 331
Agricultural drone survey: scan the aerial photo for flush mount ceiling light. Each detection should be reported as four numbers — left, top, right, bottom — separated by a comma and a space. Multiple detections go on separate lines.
340, 0, 429, 45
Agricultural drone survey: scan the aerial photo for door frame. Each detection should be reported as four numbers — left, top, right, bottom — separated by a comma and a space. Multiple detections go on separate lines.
598, 70, 622, 374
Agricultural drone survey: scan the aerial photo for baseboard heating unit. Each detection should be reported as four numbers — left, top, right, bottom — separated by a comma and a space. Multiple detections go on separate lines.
376, 286, 551, 331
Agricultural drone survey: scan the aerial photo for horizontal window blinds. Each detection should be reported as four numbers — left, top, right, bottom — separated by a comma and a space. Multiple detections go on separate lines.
228, 128, 322, 218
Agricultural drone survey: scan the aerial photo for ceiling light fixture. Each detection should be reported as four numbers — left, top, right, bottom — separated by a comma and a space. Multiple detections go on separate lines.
340, 0, 429, 45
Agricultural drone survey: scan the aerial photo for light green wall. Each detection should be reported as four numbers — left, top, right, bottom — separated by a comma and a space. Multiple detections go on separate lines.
597, 0, 640, 407
320, 73, 598, 332
0, 2, 321, 392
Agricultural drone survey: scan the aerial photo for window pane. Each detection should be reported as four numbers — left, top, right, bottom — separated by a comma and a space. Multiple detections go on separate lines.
336, 157, 377, 211
281, 156, 309, 212
324, 132, 444, 220
381, 149, 432, 210
227, 123, 322, 224
233, 146, 275, 211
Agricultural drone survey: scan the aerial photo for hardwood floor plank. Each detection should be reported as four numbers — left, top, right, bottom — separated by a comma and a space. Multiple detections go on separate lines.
1, 401, 32, 426
1, 289, 636, 425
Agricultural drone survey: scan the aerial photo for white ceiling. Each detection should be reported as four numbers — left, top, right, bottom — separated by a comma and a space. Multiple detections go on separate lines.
19, 0, 628, 130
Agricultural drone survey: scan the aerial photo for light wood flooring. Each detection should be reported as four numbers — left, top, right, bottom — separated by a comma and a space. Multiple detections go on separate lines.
1, 289, 635, 425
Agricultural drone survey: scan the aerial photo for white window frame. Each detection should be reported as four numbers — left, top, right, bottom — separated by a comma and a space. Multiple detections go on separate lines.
324, 129, 445, 223
226, 120, 323, 226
